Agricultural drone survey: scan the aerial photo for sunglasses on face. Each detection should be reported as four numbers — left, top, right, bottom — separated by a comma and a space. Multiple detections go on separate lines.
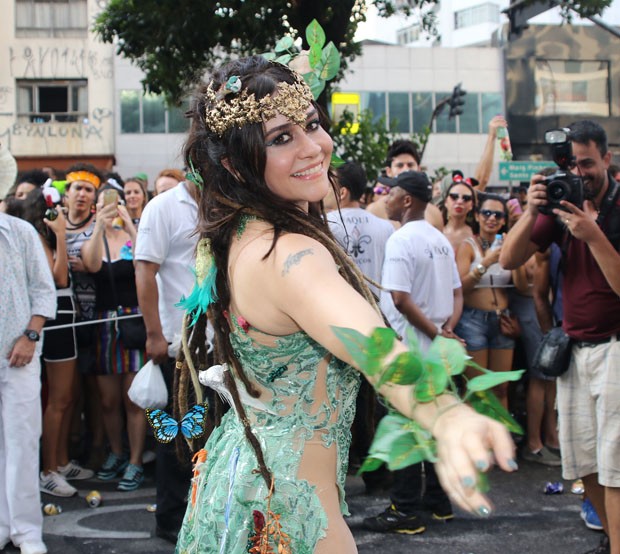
479, 209, 505, 220
448, 192, 473, 202
373, 185, 390, 195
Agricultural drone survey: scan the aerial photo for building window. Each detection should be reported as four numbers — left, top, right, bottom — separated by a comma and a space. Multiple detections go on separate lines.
534, 59, 610, 116
361, 92, 387, 125
459, 93, 480, 134
120, 90, 189, 134
412, 92, 433, 133
397, 24, 420, 45
15, 0, 87, 37
481, 92, 503, 129
388, 92, 410, 133
454, 3, 500, 30
16, 79, 87, 123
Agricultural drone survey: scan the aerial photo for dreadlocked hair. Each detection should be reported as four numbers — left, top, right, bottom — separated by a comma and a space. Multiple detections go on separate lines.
177, 55, 380, 490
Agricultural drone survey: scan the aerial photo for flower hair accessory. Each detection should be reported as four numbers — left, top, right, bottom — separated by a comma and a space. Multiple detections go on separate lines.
204, 71, 313, 136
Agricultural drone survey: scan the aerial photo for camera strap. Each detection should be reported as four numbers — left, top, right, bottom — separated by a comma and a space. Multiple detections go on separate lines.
597, 177, 620, 255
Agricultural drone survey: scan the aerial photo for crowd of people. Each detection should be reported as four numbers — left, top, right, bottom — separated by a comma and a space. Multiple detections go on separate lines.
0, 56, 619, 554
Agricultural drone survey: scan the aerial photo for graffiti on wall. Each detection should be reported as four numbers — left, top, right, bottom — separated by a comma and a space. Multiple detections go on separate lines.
9, 47, 113, 79
0, 122, 104, 143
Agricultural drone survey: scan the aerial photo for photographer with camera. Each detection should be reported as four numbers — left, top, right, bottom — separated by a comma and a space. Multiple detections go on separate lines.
500, 120, 620, 554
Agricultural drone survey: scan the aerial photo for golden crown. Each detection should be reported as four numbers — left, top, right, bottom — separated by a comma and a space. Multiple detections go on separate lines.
204, 73, 314, 136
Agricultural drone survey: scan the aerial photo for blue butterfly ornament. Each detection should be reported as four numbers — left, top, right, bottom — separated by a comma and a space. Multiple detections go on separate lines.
146, 403, 208, 444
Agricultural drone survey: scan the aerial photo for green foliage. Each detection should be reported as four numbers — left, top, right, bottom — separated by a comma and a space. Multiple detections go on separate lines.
332, 326, 524, 474
331, 109, 395, 182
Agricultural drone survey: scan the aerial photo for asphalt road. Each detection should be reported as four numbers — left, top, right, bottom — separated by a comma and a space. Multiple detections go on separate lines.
0, 454, 604, 554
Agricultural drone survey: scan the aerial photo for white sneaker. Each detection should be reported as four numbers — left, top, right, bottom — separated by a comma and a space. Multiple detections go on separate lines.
57, 460, 94, 481
39, 471, 77, 497
19, 541, 47, 554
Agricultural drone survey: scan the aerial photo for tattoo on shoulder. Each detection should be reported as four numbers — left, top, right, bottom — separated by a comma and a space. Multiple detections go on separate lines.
282, 248, 314, 276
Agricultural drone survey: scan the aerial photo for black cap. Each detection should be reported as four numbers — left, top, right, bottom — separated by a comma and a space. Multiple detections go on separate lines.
377, 171, 432, 202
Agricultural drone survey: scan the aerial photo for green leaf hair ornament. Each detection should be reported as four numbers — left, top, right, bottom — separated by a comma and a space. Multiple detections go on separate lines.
185, 158, 204, 190
176, 238, 218, 326
332, 326, 524, 473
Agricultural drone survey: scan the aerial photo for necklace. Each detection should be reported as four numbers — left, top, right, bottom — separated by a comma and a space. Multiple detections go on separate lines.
66, 211, 93, 230
479, 236, 492, 250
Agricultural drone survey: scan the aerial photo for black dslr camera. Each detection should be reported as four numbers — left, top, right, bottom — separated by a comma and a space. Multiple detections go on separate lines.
539, 128, 583, 215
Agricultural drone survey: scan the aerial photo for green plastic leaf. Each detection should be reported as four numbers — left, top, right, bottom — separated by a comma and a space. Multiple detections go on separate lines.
317, 42, 340, 81
466, 370, 525, 392
415, 358, 449, 402
274, 54, 292, 65
274, 36, 294, 53
305, 19, 326, 49
358, 455, 385, 474
308, 44, 322, 69
331, 326, 368, 371
425, 336, 466, 376
302, 71, 324, 100
383, 351, 423, 385
404, 327, 422, 357
369, 413, 411, 451
388, 440, 430, 470
262, 52, 276, 61
469, 390, 524, 435
367, 327, 397, 374
330, 153, 345, 169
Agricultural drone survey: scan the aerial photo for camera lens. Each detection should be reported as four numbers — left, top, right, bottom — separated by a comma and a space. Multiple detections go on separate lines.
547, 180, 568, 201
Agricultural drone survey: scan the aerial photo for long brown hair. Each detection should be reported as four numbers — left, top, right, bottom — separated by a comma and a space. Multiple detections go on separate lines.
176, 56, 378, 488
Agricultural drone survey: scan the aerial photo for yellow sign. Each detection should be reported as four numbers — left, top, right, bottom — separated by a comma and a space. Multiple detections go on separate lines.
331, 92, 360, 134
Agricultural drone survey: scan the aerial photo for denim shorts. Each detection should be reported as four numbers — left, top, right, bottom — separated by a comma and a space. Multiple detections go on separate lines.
454, 306, 515, 351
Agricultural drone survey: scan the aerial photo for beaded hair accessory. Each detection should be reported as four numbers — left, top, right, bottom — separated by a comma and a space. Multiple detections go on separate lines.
204, 73, 314, 136
66, 171, 101, 189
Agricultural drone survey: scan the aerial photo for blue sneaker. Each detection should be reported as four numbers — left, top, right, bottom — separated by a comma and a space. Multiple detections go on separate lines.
581, 498, 604, 531
97, 452, 128, 481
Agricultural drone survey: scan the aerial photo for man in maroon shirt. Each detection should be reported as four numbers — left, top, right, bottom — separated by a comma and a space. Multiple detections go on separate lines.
501, 120, 620, 554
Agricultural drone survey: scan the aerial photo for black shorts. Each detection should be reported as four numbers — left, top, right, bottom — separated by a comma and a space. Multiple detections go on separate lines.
43, 295, 78, 362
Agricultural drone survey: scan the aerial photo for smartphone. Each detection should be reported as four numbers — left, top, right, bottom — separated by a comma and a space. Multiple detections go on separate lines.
103, 189, 118, 206
507, 197, 523, 215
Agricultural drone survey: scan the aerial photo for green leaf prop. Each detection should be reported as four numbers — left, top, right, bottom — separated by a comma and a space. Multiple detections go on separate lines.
469, 390, 523, 435
330, 153, 345, 169
425, 336, 466, 376
317, 42, 340, 81
274, 36, 294, 53
305, 19, 326, 49
466, 370, 524, 392
309, 44, 322, 69
332, 326, 524, 483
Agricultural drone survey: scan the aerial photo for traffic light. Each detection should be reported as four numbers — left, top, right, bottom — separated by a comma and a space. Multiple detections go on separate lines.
448, 83, 466, 119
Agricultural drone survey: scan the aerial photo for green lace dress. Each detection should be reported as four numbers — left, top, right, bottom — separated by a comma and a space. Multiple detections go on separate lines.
175, 316, 360, 554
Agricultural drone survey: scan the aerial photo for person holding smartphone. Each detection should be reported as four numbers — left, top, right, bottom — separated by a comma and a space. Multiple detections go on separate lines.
81, 186, 147, 492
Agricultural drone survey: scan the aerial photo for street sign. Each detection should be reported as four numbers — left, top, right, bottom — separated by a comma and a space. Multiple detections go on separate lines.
499, 161, 554, 182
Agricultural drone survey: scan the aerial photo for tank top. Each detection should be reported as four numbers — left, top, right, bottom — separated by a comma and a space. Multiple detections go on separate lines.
465, 236, 512, 288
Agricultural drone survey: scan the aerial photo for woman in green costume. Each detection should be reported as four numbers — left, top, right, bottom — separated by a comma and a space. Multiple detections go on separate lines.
174, 56, 517, 554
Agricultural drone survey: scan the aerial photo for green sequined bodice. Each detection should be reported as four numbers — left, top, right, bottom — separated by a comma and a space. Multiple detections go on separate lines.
176, 319, 360, 554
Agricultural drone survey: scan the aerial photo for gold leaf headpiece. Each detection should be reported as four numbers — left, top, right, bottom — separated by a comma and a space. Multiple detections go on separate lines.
204, 73, 314, 136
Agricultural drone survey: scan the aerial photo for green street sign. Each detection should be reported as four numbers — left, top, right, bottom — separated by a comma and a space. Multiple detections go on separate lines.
499, 161, 554, 182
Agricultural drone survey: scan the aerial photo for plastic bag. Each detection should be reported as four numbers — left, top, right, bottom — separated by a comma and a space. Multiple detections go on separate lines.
128, 360, 168, 409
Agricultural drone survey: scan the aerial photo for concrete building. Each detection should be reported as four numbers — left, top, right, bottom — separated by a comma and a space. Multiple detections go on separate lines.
1, 0, 116, 173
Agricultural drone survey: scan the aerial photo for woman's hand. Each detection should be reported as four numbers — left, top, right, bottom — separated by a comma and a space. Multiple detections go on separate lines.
116, 205, 137, 240
432, 404, 517, 516
43, 207, 67, 238
482, 246, 501, 267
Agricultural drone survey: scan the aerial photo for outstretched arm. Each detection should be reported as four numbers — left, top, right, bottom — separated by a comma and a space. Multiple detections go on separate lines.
474, 115, 507, 192
240, 233, 516, 515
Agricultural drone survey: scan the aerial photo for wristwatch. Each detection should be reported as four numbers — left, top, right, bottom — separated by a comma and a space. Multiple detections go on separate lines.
475, 264, 487, 276
23, 329, 40, 342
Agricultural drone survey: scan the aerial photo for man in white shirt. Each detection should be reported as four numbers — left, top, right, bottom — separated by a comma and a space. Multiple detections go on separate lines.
134, 180, 198, 543
364, 171, 463, 535
0, 212, 55, 554
326, 162, 394, 296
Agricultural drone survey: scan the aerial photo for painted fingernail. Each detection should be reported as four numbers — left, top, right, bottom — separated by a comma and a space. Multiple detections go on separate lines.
462, 476, 476, 488
478, 506, 491, 517
475, 460, 489, 471
507, 459, 519, 471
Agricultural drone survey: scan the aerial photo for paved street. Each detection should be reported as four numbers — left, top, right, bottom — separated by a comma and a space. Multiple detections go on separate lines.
0, 454, 604, 554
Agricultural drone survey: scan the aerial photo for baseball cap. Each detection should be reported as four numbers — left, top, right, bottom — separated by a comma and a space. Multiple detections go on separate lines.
377, 171, 432, 202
